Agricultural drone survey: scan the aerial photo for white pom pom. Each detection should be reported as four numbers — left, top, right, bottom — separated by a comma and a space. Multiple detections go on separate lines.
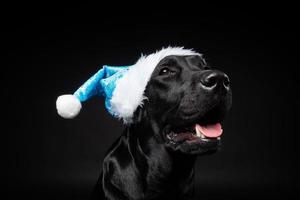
56, 94, 82, 119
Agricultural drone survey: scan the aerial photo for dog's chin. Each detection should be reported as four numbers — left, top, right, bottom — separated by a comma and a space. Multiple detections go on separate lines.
164, 123, 222, 155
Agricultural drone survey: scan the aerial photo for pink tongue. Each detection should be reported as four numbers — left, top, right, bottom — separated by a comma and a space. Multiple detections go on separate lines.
196, 123, 223, 138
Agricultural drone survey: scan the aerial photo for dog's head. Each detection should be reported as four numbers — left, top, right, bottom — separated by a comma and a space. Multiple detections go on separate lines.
139, 55, 232, 155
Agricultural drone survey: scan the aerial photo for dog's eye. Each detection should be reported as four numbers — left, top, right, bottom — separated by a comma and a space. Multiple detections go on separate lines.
159, 67, 175, 76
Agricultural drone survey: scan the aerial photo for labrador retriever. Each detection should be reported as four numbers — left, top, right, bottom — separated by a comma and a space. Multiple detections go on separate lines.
91, 54, 232, 200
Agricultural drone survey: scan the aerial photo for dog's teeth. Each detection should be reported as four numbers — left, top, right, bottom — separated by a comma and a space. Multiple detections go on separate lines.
200, 133, 206, 139
217, 137, 221, 140
195, 127, 203, 138
196, 128, 200, 137
195, 126, 206, 139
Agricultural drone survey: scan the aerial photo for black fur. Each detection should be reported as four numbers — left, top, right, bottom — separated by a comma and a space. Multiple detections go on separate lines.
91, 55, 232, 200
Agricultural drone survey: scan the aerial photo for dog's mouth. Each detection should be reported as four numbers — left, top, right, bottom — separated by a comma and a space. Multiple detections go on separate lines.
165, 123, 222, 154
167, 123, 222, 141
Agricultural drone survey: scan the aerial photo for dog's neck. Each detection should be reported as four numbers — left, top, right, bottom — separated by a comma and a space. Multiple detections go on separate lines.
125, 120, 196, 193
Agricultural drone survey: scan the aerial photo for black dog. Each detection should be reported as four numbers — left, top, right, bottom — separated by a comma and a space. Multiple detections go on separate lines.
91, 55, 232, 200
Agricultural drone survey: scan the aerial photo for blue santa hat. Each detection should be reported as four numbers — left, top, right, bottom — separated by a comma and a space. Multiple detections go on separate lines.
56, 47, 200, 123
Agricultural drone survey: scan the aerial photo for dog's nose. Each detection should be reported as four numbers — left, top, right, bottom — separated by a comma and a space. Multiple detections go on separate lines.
200, 71, 230, 90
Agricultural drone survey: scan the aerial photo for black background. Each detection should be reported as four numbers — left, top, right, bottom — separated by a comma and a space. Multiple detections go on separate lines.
2, 4, 298, 200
